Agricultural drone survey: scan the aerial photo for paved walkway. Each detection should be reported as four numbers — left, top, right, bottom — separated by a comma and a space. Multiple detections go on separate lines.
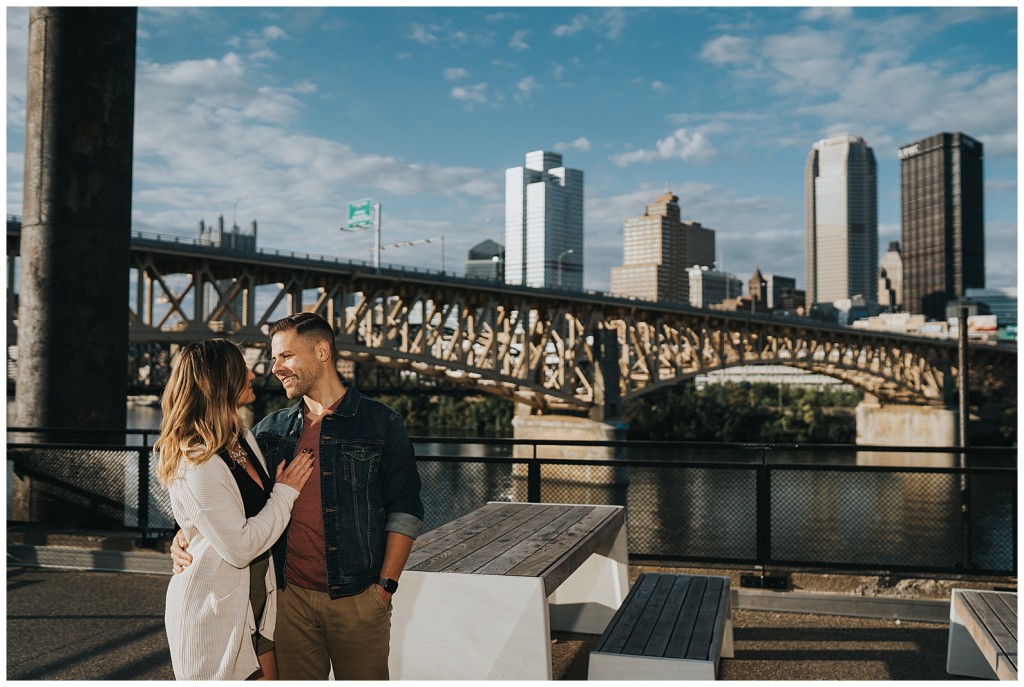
7, 563, 968, 681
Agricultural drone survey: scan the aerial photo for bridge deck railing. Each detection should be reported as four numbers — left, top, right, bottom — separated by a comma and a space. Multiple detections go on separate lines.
5, 428, 1016, 577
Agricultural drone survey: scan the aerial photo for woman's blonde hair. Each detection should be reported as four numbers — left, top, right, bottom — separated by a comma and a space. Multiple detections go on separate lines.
155, 339, 250, 486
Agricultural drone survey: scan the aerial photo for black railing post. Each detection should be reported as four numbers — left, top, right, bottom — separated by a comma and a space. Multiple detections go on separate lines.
755, 450, 772, 565
527, 441, 541, 503
137, 446, 150, 534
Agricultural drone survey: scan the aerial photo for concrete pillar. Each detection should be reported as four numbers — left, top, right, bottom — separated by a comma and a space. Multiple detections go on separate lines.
512, 410, 629, 499
15, 8, 137, 432
855, 395, 959, 466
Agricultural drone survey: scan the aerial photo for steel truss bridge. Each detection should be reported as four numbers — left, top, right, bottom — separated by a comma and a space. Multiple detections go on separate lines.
7, 219, 1016, 418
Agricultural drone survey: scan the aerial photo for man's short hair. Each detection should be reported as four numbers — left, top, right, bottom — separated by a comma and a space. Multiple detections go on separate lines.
269, 312, 337, 362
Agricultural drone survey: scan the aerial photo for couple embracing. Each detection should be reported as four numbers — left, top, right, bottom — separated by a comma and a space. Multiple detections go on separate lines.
155, 312, 423, 680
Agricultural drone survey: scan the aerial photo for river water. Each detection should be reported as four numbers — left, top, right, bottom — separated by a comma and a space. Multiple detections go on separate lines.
7, 399, 1015, 573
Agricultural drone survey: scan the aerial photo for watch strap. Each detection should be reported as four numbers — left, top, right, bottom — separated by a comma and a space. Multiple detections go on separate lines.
377, 576, 399, 593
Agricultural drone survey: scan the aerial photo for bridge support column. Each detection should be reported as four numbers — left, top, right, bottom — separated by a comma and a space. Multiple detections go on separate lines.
512, 406, 629, 496
15, 8, 137, 433
855, 395, 960, 465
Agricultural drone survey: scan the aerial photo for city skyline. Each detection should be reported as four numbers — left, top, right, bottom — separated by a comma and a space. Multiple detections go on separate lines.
5, 5, 1017, 293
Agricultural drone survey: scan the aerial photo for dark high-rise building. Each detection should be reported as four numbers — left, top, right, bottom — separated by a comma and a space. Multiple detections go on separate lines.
899, 132, 985, 320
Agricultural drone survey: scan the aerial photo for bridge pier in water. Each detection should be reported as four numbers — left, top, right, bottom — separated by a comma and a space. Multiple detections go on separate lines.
855, 395, 960, 466
511, 405, 629, 493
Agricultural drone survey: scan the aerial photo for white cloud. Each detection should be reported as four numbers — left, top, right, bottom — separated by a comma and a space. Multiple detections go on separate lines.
450, 83, 488, 105
650, 80, 667, 91
408, 21, 494, 48
553, 15, 588, 38
611, 127, 721, 166
800, 7, 854, 23
556, 137, 591, 152
762, 29, 848, 91
700, 35, 753, 65
444, 67, 468, 80
262, 25, 288, 41
553, 8, 628, 40
509, 29, 530, 51
515, 76, 541, 100
116, 46, 501, 262
409, 23, 440, 44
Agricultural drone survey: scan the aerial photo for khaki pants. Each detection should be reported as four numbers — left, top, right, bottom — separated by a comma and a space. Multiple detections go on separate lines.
275, 583, 392, 680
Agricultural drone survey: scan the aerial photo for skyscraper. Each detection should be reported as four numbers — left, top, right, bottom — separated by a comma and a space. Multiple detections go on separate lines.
504, 150, 583, 289
610, 191, 715, 303
899, 132, 985, 320
805, 134, 878, 308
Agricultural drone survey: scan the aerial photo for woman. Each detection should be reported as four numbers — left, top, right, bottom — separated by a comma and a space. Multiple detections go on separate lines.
156, 339, 314, 680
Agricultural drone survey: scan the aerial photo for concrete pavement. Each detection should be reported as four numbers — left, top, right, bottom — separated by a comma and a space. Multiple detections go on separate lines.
7, 562, 973, 681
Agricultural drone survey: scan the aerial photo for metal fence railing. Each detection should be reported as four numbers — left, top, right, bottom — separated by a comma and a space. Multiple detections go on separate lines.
6, 428, 1017, 576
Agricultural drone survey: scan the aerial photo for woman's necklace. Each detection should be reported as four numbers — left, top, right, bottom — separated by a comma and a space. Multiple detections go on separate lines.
227, 439, 248, 468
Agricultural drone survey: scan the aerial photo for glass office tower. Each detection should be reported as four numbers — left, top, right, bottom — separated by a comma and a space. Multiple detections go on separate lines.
899, 132, 985, 320
504, 151, 584, 290
805, 134, 878, 307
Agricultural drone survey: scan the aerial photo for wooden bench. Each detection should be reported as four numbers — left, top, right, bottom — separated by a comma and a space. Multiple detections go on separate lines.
589, 572, 734, 680
947, 588, 1017, 680
390, 502, 629, 679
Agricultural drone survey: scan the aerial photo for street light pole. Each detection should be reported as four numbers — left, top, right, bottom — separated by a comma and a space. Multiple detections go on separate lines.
380, 235, 445, 273
557, 248, 574, 288
373, 202, 382, 271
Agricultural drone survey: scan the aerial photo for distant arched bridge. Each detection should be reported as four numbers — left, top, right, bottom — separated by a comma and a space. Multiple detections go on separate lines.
7, 219, 1016, 418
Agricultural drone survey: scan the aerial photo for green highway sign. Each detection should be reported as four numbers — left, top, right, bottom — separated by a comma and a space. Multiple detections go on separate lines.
347, 198, 374, 229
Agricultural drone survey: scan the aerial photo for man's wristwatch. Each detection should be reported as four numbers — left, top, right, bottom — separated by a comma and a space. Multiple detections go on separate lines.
377, 577, 399, 594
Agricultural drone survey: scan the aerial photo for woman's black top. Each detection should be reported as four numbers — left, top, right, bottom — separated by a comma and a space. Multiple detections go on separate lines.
220, 437, 272, 518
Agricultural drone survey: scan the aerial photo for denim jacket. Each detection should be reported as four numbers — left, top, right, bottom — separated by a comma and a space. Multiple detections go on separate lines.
253, 383, 424, 599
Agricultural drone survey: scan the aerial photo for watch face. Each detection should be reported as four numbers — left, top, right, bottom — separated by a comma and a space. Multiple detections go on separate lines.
379, 577, 398, 593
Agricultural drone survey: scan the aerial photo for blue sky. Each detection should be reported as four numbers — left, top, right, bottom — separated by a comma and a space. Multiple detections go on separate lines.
5, 4, 1019, 292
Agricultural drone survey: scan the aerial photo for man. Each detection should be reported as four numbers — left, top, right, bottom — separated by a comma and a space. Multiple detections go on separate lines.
171, 312, 423, 679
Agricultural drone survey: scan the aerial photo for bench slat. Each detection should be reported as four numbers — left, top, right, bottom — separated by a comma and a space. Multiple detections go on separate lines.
665, 575, 708, 660
685, 576, 726, 661
642, 575, 692, 657
447, 505, 580, 575
621, 574, 678, 656
407, 503, 543, 571
985, 593, 1018, 642
597, 573, 660, 654
509, 506, 623, 593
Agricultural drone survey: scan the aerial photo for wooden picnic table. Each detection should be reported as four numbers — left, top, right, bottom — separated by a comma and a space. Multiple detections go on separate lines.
389, 501, 629, 679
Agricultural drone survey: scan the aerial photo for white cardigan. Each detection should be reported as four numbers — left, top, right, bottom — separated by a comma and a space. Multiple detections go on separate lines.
164, 429, 299, 680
